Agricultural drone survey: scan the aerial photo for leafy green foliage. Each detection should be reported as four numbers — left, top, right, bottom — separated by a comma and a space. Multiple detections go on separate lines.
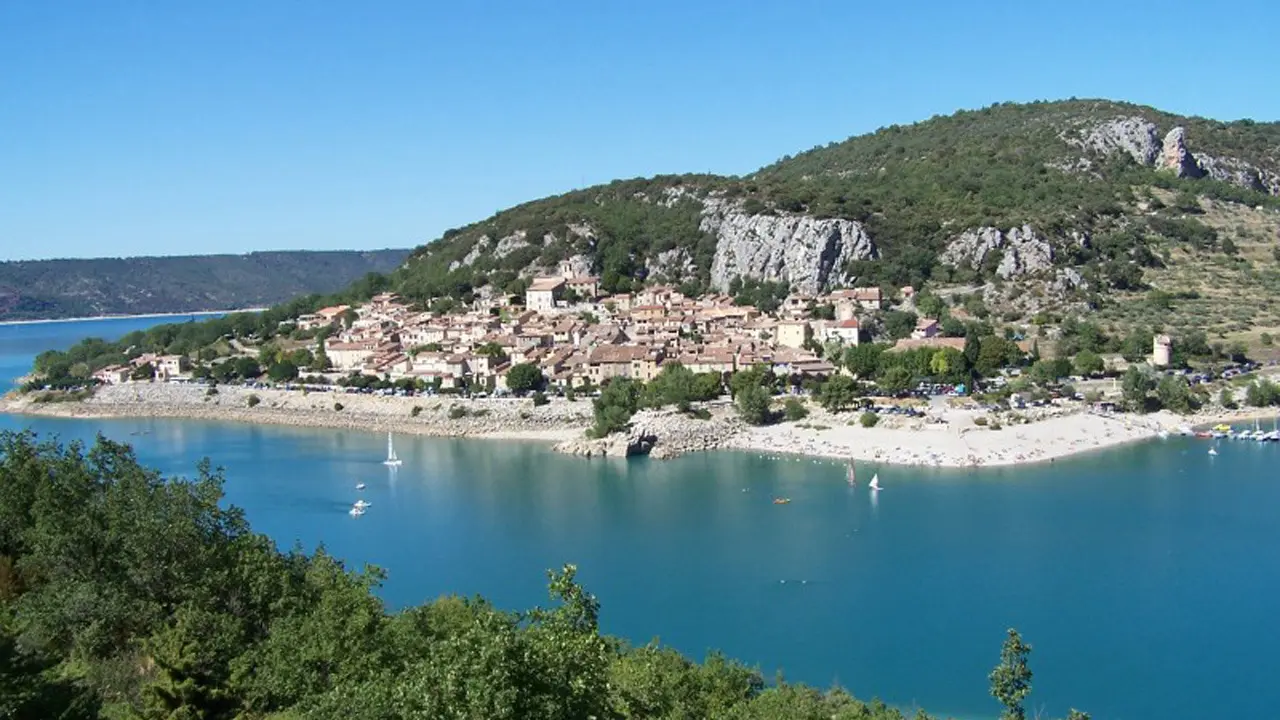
1246, 379, 1280, 407
859, 411, 880, 428
734, 385, 774, 426
590, 379, 642, 437
990, 628, 1033, 720
1156, 375, 1198, 414
397, 176, 722, 301
728, 277, 790, 313
878, 366, 914, 395
0, 433, 1092, 720
506, 363, 546, 394
843, 344, 887, 378
817, 375, 860, 411
729, 365, 777, 399
1072, 350, 1105, 377
783, 398, 809, 421
645, 363, 702, 411
1121, 366, 1158, 411
882, 311, 919, 341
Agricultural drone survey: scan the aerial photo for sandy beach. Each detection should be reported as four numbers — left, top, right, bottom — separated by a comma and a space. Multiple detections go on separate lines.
727, 408, 1165, 467
5, 381, 1273, 468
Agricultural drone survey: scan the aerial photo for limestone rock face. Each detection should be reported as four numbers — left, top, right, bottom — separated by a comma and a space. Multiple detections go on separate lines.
1072, 116, 1162, 165
702, 200, 877, 293
1196, 155, 1280, 195
1158, 127, 1204, 178
646, 247, 697, 281
940, 227, 1004, 271
559, 254, 595, 277
1069, 118, 1279, 196
941, 225, 1054, 279
493, 232, 531, 259
450, 236, 492, 270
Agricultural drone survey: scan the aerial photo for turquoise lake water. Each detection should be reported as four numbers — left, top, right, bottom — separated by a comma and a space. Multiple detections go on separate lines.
3, 317, 1279, 720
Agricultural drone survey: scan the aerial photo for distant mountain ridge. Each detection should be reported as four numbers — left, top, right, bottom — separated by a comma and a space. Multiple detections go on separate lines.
0, 249, 411, 321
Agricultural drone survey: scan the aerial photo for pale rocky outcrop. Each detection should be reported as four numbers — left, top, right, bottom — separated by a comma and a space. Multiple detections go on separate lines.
1196, 155, 1280, 195
559, 254, 595, 277
940, 225, 1054, 279
1066, 116, 1162, 165
1158, 127, 1204, 179
493, 232, 531, 259
1068, 118, 1280, 196
551, 408, 743, 460
645, 247, 697, 281
701, 200, 877, 293
451, 236, 492, 270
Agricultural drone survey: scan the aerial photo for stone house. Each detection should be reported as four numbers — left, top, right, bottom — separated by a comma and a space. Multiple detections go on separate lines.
525, 277, 565, 312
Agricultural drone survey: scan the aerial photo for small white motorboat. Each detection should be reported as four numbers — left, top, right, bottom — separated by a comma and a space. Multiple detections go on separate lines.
1208, 447, 1218, 456
349, 506, 366, 517
356, 482, 366, 490
354, 500, 371, 509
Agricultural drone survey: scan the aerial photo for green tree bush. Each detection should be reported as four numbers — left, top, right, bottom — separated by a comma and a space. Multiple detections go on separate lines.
818, 375, 860, 411
591, 379, 641, 436
735, 385, 773, 426
506, 363, 546, 394
783, 398, 809, 422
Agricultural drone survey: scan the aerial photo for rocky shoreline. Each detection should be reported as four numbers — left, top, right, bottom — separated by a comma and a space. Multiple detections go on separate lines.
551, 408, 745, 459
5, 382, 1271, 468
1, 383, 591, 442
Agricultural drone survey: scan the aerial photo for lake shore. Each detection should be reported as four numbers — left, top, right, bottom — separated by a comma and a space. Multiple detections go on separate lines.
8, 381, 1270, 468
0, 383, 587, 443
0, 308, 266, 327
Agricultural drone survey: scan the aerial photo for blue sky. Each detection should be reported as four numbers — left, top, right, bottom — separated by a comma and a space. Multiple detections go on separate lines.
2, 1, 1277, 261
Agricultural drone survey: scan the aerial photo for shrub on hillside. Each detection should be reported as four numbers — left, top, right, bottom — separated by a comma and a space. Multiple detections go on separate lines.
859, 411, 879, 428
783, 398, 809, 422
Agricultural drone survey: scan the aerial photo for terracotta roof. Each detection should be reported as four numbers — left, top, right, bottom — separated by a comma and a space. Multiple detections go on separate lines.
527, 277, 565, 292
588, 345, 650, 364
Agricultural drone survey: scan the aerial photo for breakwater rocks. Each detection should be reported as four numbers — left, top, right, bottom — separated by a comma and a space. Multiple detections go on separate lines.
551, 408, 744, 460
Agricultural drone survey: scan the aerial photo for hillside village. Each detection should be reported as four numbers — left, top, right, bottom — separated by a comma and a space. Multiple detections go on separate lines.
141, 263, 974, 394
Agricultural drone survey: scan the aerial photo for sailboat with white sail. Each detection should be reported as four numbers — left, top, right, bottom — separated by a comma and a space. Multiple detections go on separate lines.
869, 473, 881, 492
383, 432, 402, 467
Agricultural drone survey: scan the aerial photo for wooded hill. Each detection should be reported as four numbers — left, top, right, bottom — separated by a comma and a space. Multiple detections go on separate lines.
378, 99, 1280, 336
0, 249, 410, 322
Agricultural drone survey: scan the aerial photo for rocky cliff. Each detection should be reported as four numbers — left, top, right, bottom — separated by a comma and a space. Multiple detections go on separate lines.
1065, 116, 1280, 195
701, 200, 877, 293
